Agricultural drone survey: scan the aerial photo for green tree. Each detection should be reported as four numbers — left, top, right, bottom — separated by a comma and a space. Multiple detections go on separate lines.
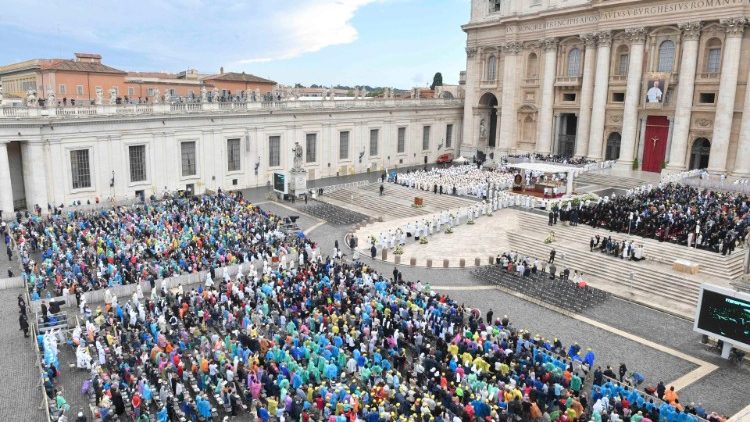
430, 72, 443, 90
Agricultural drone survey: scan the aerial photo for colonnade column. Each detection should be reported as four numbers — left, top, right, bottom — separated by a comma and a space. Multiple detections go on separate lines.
536, 38, 558, 155
22, 142, 49, 212
666, 22, 702, 172
0, 142, 14, 215
575, 33, 597, 158
498, 41, 522, 153
617, 27, 647, 168
586, 31, 612, 160
708, 17, 747, 174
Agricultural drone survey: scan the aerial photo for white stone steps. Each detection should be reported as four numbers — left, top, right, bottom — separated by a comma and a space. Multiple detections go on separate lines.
574, 173, 646, 188
515, 211, 743, 279
505, 231, 700, 308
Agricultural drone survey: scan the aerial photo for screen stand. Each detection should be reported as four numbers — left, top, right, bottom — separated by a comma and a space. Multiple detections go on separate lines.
721, 342, 732, 360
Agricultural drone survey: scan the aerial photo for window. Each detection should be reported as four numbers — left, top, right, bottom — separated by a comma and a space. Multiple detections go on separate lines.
147, 88, 155, 96
567, 48, 581, 77
486, 55, 496, 81
181, 141, 197, 176
446, 124, 453, 148
526, 53, 538, 78
563, 93, 576, 102
615, 45, 630, 76
397, 127, 406, 153
227, 138, 241, 171
70, 149, 91, 189
339, 131, 349, 159
706, 48, 721, 73
369, 129, 379, 156
699, 93, 716, 104
657, 40, 675, 72
706, 39, 722, 73
76, 85, 84, 95
127, 87, 135, 97
612, 92, 625, 102
491, 0, 502, 12
305, 133, 317, 163
59, 84, 66, 95
129, 145, 147, 182
422, 126, 431, 150
269, 136, 281, 167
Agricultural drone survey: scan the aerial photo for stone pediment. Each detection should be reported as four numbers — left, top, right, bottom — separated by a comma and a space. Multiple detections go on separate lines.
518, 104, 538, 113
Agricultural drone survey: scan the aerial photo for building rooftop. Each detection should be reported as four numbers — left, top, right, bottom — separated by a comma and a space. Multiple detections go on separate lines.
202, 72, 276, 85
40, 59, 126, 74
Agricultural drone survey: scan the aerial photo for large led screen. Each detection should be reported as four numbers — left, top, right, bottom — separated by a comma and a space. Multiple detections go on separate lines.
695, 285, 750, 348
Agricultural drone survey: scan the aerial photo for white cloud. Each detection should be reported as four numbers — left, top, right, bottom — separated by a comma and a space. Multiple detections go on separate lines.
1, 0, 378, 70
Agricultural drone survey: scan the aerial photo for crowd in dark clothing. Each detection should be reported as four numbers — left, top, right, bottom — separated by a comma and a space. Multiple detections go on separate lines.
577, 184, 749, 254
506, 154, 596, 167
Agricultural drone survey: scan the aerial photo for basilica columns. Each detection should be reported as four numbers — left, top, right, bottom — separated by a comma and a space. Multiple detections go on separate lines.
734, 52, 750, 176
21, 142, 48, 211
666, 22, 702, 172
575, 33, 597, 158
587, 32, 612, 160
708, 18, 747, 174
618, 28, 647, 167
536, 38, 558, 155
0, 142, 13, 215
498, 41, 521, 152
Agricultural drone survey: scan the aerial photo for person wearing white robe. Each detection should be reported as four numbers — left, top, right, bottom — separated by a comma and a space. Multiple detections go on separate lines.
76, 344, 92, 369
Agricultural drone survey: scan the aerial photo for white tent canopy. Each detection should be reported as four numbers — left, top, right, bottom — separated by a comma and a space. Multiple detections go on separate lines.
453, 156, 469, 164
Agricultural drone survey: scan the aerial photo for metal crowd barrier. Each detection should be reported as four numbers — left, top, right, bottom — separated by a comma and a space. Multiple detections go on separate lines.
320, 180, 371, 195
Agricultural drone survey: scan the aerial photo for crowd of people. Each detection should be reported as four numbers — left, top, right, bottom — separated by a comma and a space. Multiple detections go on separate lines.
10, 191, 301, 299
15, 191, 724, 421
576, 184, 749, 253
505, 154, 596, 167
42, 224, 607, 421
589, 235, 645, 262
394, 165, 515, 199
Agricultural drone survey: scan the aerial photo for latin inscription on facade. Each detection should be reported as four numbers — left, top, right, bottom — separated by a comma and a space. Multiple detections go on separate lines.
505, 0, 744, 34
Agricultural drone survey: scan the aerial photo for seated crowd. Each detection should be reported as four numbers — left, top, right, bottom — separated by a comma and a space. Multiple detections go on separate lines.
577, 184, 749, 253
394, 165, 514, 199
45, 242, 604, 422
22, 195, 722, 422
505, 154, 596, 167
11, 191, 297, 299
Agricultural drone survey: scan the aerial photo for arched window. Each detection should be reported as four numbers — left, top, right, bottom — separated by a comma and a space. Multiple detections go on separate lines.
616, 45, 630, 76
658, 40, 675, 72
705, 38, 722, 74
526, 53, 538, 78
567, 48, 581, 77
486, 55, 497, 81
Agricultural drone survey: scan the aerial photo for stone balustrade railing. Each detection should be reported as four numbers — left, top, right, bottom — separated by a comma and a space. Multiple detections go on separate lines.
0, 98, 463, 119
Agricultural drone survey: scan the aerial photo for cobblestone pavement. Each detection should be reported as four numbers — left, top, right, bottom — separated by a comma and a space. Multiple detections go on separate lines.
0, 288, 48, 422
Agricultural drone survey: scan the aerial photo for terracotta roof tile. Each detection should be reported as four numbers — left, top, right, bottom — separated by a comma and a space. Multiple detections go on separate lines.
41, 60, 126, 74
202, 72, 275, 84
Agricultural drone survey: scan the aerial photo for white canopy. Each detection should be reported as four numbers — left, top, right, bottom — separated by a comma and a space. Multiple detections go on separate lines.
453, 156, 469, 164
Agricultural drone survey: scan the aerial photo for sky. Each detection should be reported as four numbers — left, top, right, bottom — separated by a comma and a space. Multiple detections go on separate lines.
1, 0, 470, 89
